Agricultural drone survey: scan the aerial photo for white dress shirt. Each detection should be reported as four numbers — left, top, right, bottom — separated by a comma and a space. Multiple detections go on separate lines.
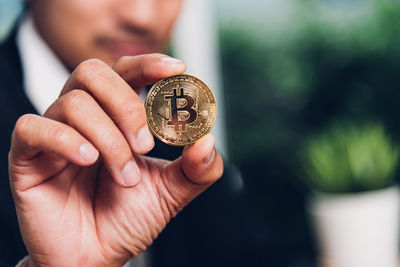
17, 14, 69, 115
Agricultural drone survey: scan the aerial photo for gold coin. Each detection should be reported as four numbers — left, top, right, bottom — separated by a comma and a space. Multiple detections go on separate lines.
145, 74, 217, 146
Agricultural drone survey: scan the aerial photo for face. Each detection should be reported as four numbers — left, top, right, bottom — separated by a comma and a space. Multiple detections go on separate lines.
31, 0, 183, 70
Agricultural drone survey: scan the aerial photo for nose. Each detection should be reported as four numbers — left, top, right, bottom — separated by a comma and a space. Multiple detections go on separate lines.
116, 0, 156, 31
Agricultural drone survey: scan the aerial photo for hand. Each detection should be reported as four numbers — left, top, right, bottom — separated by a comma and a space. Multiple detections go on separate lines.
8, 54, 223, 267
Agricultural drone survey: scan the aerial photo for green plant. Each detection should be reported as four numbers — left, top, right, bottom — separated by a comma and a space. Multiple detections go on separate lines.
302, 122, 399, 193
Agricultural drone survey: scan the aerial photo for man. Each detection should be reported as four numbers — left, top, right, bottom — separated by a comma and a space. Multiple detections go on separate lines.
0, 1, 265, 266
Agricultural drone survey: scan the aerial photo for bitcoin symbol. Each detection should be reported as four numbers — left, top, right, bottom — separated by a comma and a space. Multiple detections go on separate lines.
145, 74, 217, 146
165, 86, 198, 132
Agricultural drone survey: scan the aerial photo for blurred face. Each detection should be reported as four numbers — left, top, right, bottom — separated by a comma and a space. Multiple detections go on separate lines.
31, 0, 183, 70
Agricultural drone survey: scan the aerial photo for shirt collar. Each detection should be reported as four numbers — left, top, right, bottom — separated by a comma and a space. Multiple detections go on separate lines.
16, 14, 69, 115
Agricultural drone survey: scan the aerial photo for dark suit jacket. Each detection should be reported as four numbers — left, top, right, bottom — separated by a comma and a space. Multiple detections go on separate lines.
0, 29, 270, 267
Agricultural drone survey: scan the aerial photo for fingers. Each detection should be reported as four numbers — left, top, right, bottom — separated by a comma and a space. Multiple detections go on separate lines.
61, 59, 153, 154
113, 53, 186, 90
181, 135, 223, 185
9, 114, 99, 191
25, 54, 185, 189
59, 54, 185, 155
164, 135, 224, 212
44, 90, 141, 187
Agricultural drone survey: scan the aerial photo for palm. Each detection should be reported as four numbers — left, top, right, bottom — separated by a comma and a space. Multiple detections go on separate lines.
13, 153, 195, 266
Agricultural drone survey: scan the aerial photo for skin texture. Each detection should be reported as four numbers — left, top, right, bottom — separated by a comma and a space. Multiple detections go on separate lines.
9, 1, 224, 266
10, 55, 224, 267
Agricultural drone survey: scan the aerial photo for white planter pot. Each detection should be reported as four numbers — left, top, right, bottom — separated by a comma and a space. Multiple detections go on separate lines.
308, 186, 400, 267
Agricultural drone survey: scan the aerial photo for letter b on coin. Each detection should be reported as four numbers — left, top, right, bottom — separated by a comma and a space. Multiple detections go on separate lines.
145, 74, 217, 146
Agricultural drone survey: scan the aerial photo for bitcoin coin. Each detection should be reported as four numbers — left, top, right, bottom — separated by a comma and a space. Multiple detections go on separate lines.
145, 74, 217, 146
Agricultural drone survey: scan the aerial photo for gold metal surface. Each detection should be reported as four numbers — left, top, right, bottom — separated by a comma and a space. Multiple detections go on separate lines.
145, 74, 217, 146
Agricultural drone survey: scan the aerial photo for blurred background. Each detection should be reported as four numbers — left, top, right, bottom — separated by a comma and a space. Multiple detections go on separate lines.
3, 0, 400, 266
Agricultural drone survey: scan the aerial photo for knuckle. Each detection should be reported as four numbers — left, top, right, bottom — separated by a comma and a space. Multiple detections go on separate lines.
99, 131, 131, 159
74, 58, 107, 83
124, 101, 145, 119
14, 114, 36, 138
114, 55, 142, 75
78, 58, 105, 70
105, 135, 126, 153
49, 124, 69, 145
117, 55, 132, 65
113, 56, 131, 73
151, 53, 165, 59
62, 89, 91, 110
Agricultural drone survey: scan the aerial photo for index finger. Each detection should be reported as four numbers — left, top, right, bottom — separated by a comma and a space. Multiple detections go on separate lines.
57, 54, 185, 155
61, 53, 185, 95
113, 53, 186, 91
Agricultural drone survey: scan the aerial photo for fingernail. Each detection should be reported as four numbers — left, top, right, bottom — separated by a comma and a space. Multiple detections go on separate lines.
203, 136, 215, 165
79, 144, 99, 163
160, 56, 183, 64
121, 161, 141, 187
204, 147, 215, 166
135, 126, 154, 152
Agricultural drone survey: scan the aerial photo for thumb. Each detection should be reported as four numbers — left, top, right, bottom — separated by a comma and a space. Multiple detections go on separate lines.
164, 135, 224, 212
